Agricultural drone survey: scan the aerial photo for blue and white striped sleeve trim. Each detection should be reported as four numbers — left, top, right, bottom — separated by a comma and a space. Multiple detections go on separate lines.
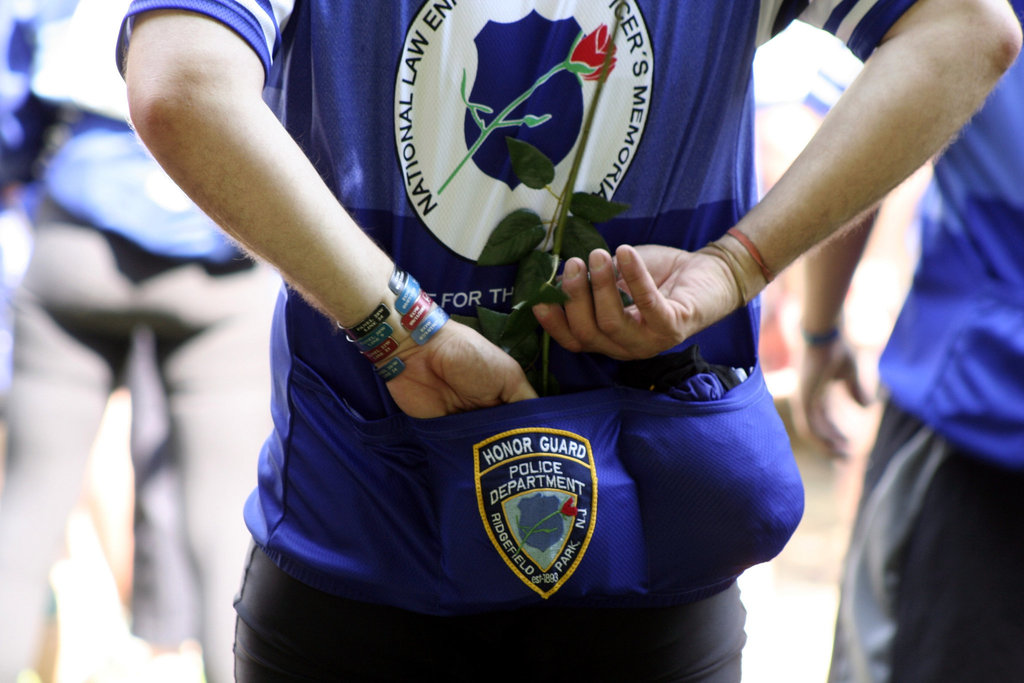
119, 0, 291, 80
761, 0, 918, 61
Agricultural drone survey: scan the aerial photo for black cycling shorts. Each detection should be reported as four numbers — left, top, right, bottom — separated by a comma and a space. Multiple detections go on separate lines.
233, 545, 747, 682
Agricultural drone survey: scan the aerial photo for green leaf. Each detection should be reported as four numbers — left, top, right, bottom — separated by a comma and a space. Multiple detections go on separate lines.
570, 192, 629, 223
450, 314, 481, 333
513, 251, 558, 306
560, 215, 611, 263
506, 137, 555, 189
477, 209, 545, 266
534, 281, 569, 305
505, 324, 540, 369
523, 114, 553, 128
566, 62, 594, 76
499, 303, 540, 348
476, 307, 509, 346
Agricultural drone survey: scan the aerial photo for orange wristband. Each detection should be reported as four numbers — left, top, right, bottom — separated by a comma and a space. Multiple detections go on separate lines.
726, 228, 774, 283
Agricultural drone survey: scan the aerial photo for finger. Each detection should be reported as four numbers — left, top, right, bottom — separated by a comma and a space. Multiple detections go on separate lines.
559, 256, 592, 311
504, 376, 539, 403
807, 405, 851, 460
614, 244, 663, 320
843, 367, 873, 407
532, 299, 582, 353
588, 249, 630, 334
560, 256, 608, 350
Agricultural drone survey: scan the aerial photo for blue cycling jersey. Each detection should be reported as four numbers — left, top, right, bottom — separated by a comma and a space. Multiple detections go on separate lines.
120, 0, 917, 614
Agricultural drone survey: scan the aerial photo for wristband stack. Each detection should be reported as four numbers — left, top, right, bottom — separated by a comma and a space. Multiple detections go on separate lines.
340, 267, 449, 382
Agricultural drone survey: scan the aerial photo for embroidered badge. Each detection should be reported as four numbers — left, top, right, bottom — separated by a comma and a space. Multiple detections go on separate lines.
475, 428, 597, 598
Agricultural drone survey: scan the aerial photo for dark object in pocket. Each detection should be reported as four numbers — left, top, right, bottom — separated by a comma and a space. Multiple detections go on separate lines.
616, 344, 745, 400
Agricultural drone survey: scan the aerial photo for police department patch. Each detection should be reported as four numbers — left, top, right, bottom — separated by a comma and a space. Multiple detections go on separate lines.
475, 428, 597, 598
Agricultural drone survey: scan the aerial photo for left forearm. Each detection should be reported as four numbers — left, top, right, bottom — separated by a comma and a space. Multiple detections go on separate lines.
802, 210, 875, 337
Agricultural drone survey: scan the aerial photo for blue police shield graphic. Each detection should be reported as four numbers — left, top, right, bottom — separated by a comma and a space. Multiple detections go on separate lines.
461, 11, 584, 189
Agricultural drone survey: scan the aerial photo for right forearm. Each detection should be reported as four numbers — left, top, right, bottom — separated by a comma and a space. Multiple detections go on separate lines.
125, 10, 393, 328
735, 0, 1020, 294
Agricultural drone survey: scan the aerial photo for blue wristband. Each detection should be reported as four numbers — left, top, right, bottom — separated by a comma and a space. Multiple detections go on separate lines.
388, 267, 408, 295
395, 275, 422, 315
375, 356, 406, 381
411, 305, 449, 345
802, 327, 840, 347
352, 322, 394, 353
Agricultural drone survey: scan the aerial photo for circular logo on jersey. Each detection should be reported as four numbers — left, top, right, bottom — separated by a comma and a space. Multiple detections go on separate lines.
395, 2, 653, 260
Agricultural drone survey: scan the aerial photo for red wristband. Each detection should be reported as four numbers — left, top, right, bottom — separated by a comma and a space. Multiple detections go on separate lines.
726, 228, 774, 283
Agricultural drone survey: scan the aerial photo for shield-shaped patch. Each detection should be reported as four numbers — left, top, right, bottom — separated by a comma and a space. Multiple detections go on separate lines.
475, 428, 597, 598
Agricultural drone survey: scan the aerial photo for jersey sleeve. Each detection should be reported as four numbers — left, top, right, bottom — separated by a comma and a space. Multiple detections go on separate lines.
0, 7, 46, 186
759, 0, 919, 60
117, 0, 293, 80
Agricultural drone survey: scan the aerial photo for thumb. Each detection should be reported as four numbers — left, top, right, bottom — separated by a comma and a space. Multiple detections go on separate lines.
843, 366, 872, 407
504, 374, 539, 403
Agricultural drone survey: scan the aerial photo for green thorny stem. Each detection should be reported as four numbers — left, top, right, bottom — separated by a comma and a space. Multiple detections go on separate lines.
540, 6, 625, 396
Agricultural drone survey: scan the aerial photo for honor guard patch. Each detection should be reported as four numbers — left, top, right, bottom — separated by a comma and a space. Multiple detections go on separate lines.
475, 428, 597, 598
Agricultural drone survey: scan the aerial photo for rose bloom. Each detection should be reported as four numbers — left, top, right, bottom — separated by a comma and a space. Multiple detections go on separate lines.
570, 24, 617, 81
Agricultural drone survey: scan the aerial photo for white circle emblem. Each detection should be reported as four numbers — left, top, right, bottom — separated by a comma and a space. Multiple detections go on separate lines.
394, 1, 653, 260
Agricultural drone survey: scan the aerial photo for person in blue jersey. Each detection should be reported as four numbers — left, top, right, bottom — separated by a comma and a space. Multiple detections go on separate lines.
118, 1, 1019, 680
797, 8, 1024, 681
0, 1, 276, 681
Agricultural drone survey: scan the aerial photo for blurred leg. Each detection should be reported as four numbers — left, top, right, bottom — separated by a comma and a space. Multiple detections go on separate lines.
889, 454, 1024, 682
156, 263, 275, 683
0, 291, 119, 680
0, 209, 143, 680
128, 326, 202, 650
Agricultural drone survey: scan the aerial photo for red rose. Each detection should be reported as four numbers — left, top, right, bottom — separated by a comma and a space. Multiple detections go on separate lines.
569, 24, 617, 82
561, 499, 578, 517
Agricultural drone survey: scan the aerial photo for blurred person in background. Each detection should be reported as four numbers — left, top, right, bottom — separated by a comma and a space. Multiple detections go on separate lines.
799, 3, 1024, 679
0, 1, 276, 681
0, 0, 42, 414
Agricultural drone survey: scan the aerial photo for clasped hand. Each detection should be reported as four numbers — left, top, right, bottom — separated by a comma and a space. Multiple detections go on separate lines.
533, 244, 741, 360
385, 244, 743, 419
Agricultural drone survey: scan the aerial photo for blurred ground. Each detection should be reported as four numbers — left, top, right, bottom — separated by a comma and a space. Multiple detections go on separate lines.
740, 388, 879, 683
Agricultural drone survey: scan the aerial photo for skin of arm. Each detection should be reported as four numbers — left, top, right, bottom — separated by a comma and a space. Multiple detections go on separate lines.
124, 11, 536, 419
534, 0, 1021, 360
799, 212, 875, 458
